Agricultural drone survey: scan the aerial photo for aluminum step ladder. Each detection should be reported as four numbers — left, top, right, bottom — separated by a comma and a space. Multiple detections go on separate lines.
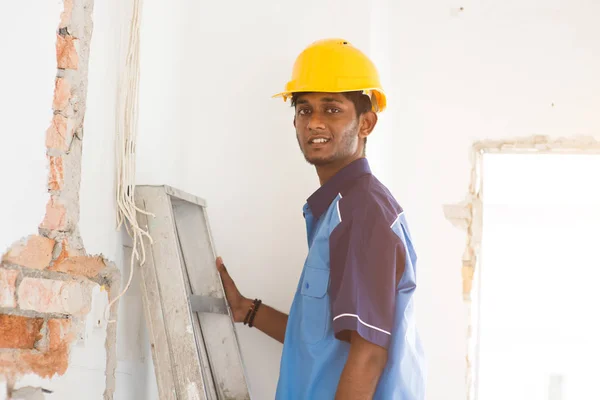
132, 185, 251, 400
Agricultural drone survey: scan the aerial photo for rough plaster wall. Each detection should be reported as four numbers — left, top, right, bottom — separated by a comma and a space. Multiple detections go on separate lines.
0, 0, 120, 398
3, 0, 162, 397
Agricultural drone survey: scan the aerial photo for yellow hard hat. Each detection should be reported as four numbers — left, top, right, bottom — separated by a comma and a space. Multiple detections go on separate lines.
273, 38, 387, 112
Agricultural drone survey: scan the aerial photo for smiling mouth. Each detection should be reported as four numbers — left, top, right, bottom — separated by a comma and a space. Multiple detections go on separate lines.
309, 138, 331, 145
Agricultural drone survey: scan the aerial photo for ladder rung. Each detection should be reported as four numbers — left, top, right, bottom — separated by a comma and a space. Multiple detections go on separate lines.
189, 295, 229, 315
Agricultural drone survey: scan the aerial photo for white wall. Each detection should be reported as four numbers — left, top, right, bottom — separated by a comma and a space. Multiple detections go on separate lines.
134, 1, 600, 399
82, 0, 157, 398
3, 0, 599, 399
135, 1, 385, 398
0, 1, 59, 254
383, 1, 600, 398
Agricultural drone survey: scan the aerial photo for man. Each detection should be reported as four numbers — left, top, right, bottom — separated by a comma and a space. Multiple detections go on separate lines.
217, 39, 426, 399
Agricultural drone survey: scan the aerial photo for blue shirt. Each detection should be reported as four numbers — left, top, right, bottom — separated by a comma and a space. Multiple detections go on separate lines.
275, 158, 426, 399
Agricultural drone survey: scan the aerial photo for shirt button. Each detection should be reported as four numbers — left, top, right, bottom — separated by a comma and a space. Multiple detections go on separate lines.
305, 282, 310, 289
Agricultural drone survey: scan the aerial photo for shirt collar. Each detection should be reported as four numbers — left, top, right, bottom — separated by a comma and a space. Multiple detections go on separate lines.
306, 158, 372, 220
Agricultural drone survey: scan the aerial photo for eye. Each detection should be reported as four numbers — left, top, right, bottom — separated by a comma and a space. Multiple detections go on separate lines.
297, 108, 311, 116
326, 107, 341, 114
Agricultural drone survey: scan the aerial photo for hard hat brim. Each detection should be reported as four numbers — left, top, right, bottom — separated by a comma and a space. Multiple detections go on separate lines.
272, 88, 387, 113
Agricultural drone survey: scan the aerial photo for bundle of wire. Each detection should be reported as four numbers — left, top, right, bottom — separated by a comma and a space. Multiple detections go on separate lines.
107, 0, 153, 323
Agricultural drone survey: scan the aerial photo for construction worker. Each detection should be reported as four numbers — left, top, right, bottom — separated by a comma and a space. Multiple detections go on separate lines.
217, 39, 426, 399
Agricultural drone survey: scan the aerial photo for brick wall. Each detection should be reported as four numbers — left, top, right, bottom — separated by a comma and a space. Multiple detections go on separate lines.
1, 0, 119, 392
0, 237, 109, 379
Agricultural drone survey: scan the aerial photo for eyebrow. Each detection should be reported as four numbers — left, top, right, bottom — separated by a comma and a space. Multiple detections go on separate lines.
320, 97, 344, 104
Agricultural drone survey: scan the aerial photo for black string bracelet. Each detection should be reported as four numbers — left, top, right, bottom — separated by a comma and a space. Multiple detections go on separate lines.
243, 305, 253, 325
248, 299, 262, 328
243, 298, 261, 326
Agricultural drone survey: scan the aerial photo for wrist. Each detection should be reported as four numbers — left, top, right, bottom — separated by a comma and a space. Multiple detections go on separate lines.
244, 298, 263, 328
240, 297, 252, 312
235, 297, 252, 321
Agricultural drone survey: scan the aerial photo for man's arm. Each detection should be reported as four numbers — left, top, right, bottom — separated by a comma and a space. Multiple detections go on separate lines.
236, 297, 288, 343
335, 331, 387, 400
329, 201, 407, 398
217, 258, 288, 343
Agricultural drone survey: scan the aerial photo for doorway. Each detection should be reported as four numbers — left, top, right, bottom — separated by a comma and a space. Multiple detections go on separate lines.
476, 153, 600, 400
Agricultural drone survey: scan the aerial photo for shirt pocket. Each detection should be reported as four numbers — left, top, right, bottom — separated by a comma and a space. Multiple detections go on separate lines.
299, 266, 331, 344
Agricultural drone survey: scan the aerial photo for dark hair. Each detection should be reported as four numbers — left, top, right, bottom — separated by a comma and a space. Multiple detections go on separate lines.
291, 91, 372, 155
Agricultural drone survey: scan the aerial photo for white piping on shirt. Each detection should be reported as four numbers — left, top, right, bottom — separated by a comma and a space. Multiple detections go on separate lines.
336, 193, 343, 222
390, 211, 405, 229
333, 313, 391, 336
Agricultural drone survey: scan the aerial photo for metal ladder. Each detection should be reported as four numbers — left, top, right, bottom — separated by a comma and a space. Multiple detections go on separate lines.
132, 185, 251, 400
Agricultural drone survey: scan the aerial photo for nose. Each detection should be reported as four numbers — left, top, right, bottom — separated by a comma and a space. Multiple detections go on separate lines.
307, 113, 326, 131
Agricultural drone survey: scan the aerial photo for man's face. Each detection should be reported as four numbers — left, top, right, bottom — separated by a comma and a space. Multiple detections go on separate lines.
294, 93, 369, 167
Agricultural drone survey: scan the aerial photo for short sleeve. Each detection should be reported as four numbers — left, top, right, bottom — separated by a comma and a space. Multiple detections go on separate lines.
329, 204, 405, 349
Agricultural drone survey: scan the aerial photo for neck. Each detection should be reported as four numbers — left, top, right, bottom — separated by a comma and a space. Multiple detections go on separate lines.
315, 156, 364, 185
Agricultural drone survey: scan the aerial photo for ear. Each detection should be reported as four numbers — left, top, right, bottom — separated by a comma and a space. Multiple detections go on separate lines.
358, 111, 378, 140
293, 116, 296, 128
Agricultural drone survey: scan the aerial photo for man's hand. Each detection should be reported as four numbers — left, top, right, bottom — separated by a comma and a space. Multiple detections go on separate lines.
216, 257, 252, 322
216, 257, 289, 343
335, 331, 388, 399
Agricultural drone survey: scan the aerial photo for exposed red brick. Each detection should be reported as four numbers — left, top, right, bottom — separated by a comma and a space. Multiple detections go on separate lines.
45, 114, 73, 151
53, 239, 71, 266
22, 337, 72, 378
18, 277, 93, 316
18, 278, 63, 313
0, 352, 20, 379
52, 78, 71, 111
50, 255, 106, 278
0, 319, 74, 379
48, 318, 73, 351
0, 350, 69, 379
0, 268, 19, 307
0, 315, 44, 349
52, 241, 87, 268
24, 319, 73, 377
48, 156, 64, 191
59, 0, 73, 28
2, 235, 55, 270
39, 197, 67, 231
56, 34, 78, 70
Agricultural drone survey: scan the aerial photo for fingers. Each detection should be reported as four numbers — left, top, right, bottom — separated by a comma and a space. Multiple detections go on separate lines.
216, 256, 226, 272
216, 256, 240, 304
216, 257, 233, 285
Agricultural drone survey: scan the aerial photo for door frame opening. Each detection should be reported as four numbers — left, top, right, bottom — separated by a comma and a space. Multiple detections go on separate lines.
443, 134, 600, 400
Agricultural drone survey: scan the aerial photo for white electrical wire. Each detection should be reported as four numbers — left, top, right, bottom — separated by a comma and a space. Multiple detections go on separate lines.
106, 0, 152, 323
